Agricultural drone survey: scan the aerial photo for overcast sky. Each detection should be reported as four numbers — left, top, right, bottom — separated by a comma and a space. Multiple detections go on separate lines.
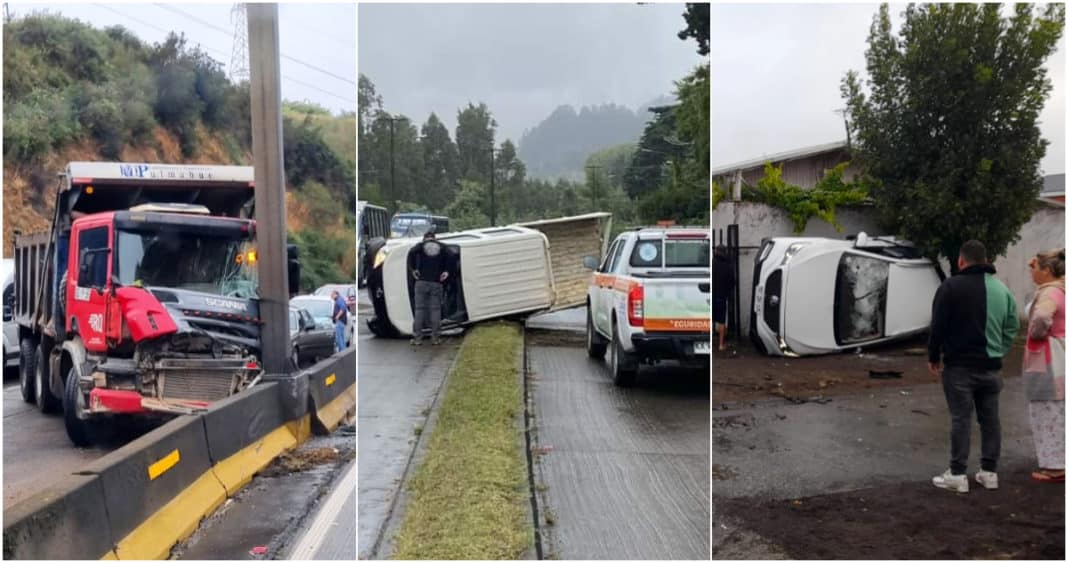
711, 3, 1066, 175
13, 3, 356, 114
358, 2, 704, 143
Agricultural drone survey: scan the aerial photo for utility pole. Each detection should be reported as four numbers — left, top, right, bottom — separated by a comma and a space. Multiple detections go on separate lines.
488, 144, 496, 227
382, 115, 406, 216
247, 3, 289, 375
229, 4, 250, 82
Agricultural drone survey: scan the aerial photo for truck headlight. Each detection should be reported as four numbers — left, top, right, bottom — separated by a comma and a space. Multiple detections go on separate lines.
372, 248, 387, 269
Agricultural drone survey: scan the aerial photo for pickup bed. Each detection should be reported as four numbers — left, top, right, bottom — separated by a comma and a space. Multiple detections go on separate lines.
584, 227, 710, 385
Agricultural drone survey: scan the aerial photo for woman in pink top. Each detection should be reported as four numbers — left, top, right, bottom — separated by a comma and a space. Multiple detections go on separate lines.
1023, 248, 1066, 482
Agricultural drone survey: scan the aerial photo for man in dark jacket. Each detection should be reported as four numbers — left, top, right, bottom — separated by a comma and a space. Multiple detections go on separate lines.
408, 230, 450, 345
712, 246, 736, 352
928, 240, 1018, 493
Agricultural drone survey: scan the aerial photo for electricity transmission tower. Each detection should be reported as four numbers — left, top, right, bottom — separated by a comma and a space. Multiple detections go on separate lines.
229, 3, 250, 82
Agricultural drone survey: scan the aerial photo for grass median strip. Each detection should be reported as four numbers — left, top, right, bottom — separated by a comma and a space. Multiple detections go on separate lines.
392, 321, 531, 559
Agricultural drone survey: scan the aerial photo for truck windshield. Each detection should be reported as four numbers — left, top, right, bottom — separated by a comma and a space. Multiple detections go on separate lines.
116, 229, 258, 298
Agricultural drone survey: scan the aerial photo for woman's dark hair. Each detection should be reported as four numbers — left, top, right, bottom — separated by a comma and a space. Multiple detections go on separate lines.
1035, 248, 1066, 278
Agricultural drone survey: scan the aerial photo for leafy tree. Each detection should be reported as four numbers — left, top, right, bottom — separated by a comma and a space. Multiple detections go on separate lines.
624, 105, 677, 199
443, 180, 491, 230
678, 3, 710, 56
455, 102, 497, 182
842, 3, 1065, 270
420, 113, 460, 211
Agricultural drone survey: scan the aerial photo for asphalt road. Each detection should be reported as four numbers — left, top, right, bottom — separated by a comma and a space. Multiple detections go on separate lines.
2, 382, 133, 510
529, 340, 710, 560
356, 300, 459, 559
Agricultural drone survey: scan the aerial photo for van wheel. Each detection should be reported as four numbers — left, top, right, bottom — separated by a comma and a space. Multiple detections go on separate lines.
586, 308, 606, 359
34, 347, 60, 413
609, 319, 636, 387
19, 338, 37, 403
63, 365, 93, 447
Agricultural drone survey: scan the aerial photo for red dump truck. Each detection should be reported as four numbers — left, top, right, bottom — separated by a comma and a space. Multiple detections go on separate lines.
14, 162, 294, 446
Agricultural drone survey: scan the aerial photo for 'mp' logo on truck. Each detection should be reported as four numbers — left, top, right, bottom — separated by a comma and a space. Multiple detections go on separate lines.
119, 164, 150, 178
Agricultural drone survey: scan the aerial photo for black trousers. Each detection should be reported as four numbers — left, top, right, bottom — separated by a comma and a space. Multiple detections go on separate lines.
942, 365, 1003, 475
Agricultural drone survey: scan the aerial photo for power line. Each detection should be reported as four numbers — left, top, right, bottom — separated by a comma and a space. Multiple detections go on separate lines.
90, 3, 352, 105
153, 3, 357, 87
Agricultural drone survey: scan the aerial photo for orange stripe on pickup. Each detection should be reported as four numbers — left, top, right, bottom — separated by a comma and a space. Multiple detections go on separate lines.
644, 318, 711, 332
593, 274, 616, 288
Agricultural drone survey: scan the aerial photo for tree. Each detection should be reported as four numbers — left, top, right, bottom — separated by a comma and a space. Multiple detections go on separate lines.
420, 113, 460, 211
624, 105, 677, 199
842, 3, 1065, 270
455, 102, 497, 182
678, 3, 710, 56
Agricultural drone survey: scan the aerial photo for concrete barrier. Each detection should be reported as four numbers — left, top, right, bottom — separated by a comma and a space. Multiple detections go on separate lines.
2, 349, 356, 560
306, 346, 356, 433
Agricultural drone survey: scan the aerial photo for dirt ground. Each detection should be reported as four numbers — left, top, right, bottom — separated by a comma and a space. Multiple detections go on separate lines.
714, 470, 1065, 560
713, 336, 1025, 406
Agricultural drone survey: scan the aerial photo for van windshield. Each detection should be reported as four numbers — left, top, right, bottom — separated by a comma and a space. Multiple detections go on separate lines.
834, 253, 888, 344
116, 229, 258, 298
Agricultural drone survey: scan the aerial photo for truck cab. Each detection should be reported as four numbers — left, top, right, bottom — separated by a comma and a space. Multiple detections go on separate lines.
14, 162, 279, 446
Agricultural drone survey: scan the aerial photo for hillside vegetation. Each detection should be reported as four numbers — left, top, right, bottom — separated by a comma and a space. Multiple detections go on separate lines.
2, 13, 356, 290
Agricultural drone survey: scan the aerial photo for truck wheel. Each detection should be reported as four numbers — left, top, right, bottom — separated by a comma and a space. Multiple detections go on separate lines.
63, 365, 93, 447
609, 319, 636, 387
586, 307, 607, 359
19, 338, 37, 403
34, 347, 60, 413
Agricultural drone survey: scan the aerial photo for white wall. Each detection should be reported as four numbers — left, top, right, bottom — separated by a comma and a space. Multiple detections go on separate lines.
993, 205, 1066, 318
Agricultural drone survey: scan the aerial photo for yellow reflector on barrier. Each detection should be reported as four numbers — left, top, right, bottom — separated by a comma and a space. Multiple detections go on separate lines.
148, 449, 181, 480
325, 373, 336, 386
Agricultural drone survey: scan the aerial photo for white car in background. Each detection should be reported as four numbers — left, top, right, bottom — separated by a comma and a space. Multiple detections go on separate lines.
750, 233, 944, 356
291, 294, 353, 347
3, 258, 17, 374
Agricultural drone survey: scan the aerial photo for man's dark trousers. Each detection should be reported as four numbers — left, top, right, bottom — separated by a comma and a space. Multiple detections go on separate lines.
413, 280, 443, 341
942, 365, 1003, 475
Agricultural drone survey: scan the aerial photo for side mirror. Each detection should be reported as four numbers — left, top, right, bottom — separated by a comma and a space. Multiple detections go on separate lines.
287, 244, 301, 296
582, 255, 599, 271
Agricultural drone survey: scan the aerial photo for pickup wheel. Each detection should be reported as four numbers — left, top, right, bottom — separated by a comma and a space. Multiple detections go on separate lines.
609, 319, 637, 387
63, 365, 94, 447
19, 338, 37, 403
34, 347, 60, 413
586, 307, 607, 359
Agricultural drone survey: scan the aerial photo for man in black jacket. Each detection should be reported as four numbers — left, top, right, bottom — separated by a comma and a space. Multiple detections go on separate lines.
928, 240, 1018, 493
408, 230, 450, 345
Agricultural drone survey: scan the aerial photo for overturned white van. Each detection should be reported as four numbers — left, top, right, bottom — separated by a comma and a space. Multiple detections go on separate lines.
365, 226, 556, 337
750, 233, 945, 356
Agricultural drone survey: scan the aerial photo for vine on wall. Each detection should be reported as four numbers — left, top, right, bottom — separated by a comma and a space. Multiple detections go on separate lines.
744, 161, 871, 233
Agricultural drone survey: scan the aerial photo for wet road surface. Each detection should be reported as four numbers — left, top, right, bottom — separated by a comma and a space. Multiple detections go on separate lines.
711, 376, 1036, 501
356, 306, 459, 559
2, 382, 140, 509
529, 342, 710, 560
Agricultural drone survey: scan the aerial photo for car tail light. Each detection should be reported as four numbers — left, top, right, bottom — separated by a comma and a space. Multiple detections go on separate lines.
627, 285, 644, 327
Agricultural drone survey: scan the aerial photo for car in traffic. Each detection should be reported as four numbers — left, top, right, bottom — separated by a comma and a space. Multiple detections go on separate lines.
358, 201, 390, 286
750, 232, 944, 357
292, 294, 353, 346
288, 306, 335, 368
3, 258, 17, 376
583, 227, 711, 385
315, 283, 357, 313
390, 212, 449, 239
365, 225, 554, 337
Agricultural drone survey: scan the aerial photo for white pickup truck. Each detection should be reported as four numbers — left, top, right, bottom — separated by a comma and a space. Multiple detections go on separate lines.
583, 227, 711, 385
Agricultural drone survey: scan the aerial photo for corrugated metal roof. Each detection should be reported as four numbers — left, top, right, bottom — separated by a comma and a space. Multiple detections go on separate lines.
711, 140, 849, 176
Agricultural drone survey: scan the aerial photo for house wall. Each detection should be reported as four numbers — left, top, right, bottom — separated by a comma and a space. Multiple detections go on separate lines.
993, 205, 1066, 319
713, 148, 859, 192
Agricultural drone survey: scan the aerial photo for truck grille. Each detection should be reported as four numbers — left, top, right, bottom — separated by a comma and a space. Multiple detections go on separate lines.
155, 358, 253, 403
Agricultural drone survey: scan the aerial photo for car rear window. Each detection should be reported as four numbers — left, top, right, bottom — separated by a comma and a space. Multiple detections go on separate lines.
629, 239, 710, 268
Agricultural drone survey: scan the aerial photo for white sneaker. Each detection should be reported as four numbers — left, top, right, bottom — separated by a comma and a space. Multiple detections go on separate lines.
933, 469, 969, 493
974, 470, 999, 490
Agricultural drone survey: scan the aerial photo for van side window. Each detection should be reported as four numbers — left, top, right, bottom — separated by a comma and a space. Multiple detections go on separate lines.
77, 227, 109, 288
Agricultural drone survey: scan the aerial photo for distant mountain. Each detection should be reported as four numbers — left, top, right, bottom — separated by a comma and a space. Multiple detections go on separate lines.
518, 99, 673, 181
